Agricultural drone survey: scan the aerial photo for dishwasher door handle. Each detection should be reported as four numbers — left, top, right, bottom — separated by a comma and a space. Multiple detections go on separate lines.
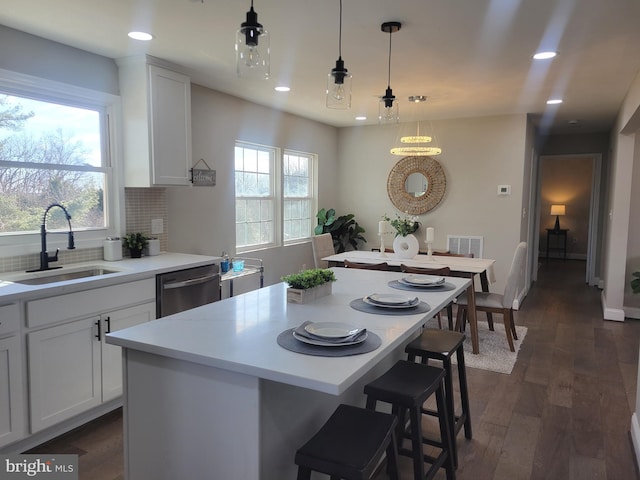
163, 274, 219, 290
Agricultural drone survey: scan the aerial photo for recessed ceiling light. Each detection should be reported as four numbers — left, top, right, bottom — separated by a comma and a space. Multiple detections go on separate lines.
355, 116, 367, 121
274, 86, 290, 92
546, 99, 563, 105
533, 51, 557, 60
128, 31, 153, 41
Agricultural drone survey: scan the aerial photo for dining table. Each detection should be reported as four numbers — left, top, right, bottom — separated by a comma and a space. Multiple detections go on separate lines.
322, 250, 497, 354
106, 267, 470, 480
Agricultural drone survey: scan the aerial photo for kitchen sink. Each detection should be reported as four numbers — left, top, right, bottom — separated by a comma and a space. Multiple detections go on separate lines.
13, 268, 121, 285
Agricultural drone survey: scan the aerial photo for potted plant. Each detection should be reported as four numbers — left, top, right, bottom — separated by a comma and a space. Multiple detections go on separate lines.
281, 268, 336, 304
632, 271, 640, 294
122, 233, 148, 258
314, 208, 366, 253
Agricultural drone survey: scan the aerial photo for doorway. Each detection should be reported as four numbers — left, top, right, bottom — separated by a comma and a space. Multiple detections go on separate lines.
532, 153, 602, 285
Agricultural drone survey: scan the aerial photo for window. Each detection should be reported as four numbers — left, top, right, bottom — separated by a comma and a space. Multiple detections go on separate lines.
0, 71, 119, 255
283, 151, 313, 242
235, 142, 315, 251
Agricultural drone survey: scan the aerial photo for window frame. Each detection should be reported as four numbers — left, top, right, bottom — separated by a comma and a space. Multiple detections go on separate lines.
0, 68, 122, 257
235, 141, 317, 253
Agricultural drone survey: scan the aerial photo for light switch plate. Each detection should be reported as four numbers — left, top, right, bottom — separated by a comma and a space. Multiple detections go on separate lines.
497, 185, 511, 195
151, 218, 164, 234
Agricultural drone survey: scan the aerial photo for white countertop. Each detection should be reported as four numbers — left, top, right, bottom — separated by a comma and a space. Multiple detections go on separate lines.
0, 252, 220, 302
106, 268, 471, 395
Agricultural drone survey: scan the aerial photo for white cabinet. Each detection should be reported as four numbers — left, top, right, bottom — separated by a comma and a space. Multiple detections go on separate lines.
117, 54, 192, 187
28, 302, 155, 433
101, 302, 155, 402
0, 302, 25, 448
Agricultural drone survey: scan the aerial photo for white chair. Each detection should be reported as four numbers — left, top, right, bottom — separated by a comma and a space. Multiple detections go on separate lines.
455, 242, 527, 352
311, 233, 335, 268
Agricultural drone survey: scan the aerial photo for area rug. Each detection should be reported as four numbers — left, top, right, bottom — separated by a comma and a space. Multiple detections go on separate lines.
424, 320, 527, 375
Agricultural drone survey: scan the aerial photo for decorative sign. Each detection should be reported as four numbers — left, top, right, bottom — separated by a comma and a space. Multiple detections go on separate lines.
190, 159, 216, 186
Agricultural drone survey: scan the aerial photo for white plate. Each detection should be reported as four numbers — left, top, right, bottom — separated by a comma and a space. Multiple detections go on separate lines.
363, 296, 420, 309
402, 275, 445, 286
304, 322, 362, 339
398, 278, 446, 288
366, 293, 417, 305
293, 331, 368, 347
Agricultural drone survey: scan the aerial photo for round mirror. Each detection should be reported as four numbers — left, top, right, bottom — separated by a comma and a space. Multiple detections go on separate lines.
387, 156, 446, 214
405, 172, 428, 197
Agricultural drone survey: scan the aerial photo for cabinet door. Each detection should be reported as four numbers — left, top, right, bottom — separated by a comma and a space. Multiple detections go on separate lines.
0, 335, 25, 447
148, 65, 192, 186
28, 318, 101, 433
101, 302, 155, 402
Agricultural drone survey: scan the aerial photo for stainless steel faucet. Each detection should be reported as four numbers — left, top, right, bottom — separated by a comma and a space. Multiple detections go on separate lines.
27, 203, 76, 272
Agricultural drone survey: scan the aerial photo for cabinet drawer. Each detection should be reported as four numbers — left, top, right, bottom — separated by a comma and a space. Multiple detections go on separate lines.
27, 279, 155, 328
0, 303, 20, 335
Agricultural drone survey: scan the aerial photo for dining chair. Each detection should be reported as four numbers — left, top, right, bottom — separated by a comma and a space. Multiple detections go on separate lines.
311, 233, 335, 269
344, 259, 390, 270
454, 242, 527, 352
434, 251, 474, 258
400, 265, 453, 329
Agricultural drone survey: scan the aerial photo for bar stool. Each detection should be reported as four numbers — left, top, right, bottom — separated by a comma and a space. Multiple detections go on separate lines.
363, 360, 455, 480
405, 329, 472, 468
294, 403, 399, 480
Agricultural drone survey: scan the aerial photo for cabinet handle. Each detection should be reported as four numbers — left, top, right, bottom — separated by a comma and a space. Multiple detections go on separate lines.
105, 316, 111, 334
95, 320, 101, 341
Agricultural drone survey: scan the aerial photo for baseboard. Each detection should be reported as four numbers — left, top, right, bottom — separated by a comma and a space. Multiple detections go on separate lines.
624, 306, 640, 320
631, 413, 640, 468
602, 291, 626, 321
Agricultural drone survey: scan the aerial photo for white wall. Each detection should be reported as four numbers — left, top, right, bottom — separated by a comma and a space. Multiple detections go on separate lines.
336, 114, 529, 294
166, 85, 339, 292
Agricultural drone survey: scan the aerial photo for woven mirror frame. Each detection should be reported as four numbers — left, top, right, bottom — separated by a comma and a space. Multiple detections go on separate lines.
387, 156, 446, 214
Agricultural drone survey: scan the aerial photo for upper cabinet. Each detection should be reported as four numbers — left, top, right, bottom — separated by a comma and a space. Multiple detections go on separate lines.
117, 55, 192, 187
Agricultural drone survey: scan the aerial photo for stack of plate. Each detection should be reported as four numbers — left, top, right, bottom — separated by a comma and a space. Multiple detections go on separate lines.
363, 293, 419, 309
293, 322, 368, 347
398, 275, 446, 288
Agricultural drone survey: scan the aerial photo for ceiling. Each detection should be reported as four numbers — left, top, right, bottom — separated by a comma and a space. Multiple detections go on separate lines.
1, 0, 639, 134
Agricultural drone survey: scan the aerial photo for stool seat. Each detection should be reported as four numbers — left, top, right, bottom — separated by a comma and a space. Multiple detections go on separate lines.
405, 329, 472, 468
295, 403, 399, 480
364, 360, 455, 480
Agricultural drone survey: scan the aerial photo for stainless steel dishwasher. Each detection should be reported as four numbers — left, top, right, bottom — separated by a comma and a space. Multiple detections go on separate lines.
156, 264, 220, 318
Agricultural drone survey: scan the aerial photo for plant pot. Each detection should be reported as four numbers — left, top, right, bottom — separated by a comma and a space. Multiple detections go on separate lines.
393, 234, 419, 259
286, 282, 333, 304
129, 248, 143, 258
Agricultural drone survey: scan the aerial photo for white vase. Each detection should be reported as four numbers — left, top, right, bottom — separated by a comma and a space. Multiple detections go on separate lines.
393, 234, 420, 259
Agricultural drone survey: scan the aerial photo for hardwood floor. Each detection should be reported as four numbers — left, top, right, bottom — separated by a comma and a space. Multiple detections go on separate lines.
26, 259, 640, 480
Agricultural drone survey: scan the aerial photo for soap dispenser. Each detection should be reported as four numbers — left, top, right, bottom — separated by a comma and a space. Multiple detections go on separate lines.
221, 251, 230, 273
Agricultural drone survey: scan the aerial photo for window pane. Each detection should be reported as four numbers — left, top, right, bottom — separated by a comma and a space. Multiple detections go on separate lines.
0, 94, 107, 233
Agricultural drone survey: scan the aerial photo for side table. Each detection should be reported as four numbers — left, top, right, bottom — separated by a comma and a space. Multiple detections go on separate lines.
546, 229, 568, 259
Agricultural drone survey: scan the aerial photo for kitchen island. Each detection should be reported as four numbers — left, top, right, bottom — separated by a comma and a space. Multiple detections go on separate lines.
106, 267, 471, 480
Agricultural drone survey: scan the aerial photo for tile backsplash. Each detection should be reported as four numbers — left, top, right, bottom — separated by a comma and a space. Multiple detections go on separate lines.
0, 188, 168, 273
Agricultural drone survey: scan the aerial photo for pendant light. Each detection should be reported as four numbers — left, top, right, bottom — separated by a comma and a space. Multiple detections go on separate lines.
390, 96, 442, 155
378, 22, 401, 125
326, 0, 352, 109
236, 0, 270, 79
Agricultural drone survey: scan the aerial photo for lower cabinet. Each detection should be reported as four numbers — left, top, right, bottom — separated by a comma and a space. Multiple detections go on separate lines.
0, 334, 24, 448
28, 302, 155, 433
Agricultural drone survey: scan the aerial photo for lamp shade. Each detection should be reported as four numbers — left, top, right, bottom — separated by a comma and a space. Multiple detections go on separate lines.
550, 204, 565, 216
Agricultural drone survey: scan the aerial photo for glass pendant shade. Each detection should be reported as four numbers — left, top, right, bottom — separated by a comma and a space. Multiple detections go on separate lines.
236, 4, 270, 79
379, 87, 399, 124
327, 58, 352, 109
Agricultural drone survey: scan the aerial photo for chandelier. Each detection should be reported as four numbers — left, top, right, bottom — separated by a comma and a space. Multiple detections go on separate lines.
390, 96, 442, 156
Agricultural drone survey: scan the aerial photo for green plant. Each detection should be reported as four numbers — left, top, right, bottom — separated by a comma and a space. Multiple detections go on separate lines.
281, 268, 336, 290
314, 207, 366, 253
122, 233, 148, 251
383, 213, 420, 236
632, 271, 640, 294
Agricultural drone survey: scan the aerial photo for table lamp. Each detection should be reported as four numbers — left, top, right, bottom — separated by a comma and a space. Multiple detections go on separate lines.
550, 204, 565, 231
